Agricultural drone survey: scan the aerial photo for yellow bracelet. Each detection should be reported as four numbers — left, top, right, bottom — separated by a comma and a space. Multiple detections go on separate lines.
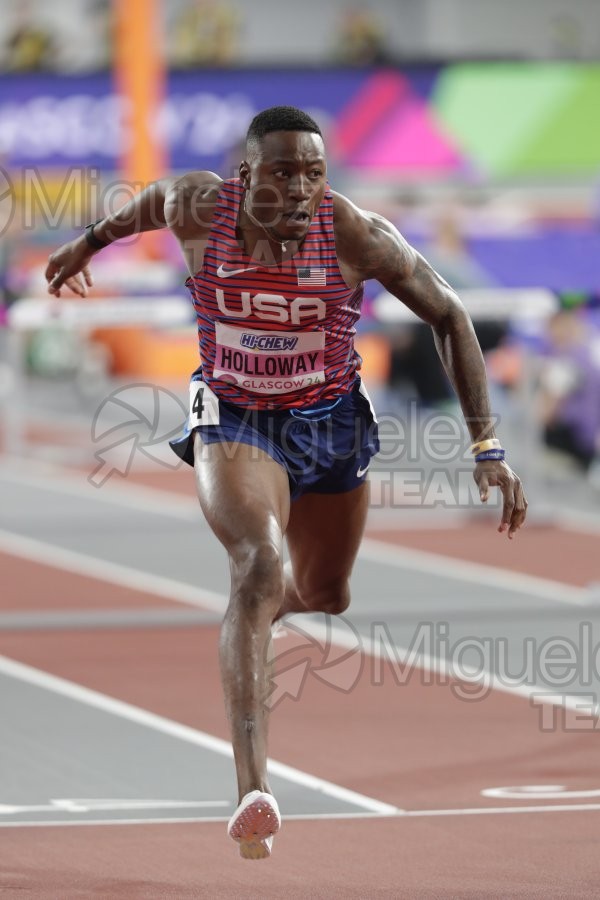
470, 438, 501, 455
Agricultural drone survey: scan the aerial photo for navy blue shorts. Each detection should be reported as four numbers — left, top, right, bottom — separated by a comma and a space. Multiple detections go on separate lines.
170, 373, 379, 501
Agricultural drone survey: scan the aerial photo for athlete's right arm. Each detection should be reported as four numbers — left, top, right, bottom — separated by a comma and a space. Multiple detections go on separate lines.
45, 171, 220, 297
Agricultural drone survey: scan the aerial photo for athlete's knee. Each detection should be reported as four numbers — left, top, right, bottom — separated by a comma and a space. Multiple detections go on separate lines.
230, 540, 284, 612
301, 578, 351, 616
320, 583, 351, 615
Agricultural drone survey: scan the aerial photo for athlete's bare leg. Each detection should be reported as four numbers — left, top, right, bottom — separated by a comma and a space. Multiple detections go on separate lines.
275, 483, 370, 620
193, 433, 290, 802
194, 428, 368, 806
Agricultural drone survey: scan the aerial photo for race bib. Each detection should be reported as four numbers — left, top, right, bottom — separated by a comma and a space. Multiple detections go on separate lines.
212, 322, 325, 395
188, 379, 220, 427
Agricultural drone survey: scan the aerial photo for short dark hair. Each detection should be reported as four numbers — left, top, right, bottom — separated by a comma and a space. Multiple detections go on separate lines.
246, 106, 322, 148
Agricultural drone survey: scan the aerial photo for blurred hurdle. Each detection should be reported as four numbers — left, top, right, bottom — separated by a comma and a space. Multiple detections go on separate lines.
3, 296, 192, 464
372, 286, 560, 518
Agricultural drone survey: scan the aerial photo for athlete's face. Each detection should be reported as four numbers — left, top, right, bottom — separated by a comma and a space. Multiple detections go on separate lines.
240, 131, 327, 244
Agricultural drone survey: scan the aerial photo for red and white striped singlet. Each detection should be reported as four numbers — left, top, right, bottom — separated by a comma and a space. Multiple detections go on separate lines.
185, 178, 364, 410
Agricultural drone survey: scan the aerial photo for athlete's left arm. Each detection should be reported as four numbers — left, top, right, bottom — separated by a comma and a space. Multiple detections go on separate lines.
335, 196, 527, 538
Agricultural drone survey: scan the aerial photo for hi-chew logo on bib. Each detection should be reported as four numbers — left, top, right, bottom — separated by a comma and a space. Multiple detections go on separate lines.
213, 322, 325, 395
240, 333, 299, 352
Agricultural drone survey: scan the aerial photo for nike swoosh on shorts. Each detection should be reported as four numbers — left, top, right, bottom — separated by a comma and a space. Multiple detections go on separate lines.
357, 464, 370, 478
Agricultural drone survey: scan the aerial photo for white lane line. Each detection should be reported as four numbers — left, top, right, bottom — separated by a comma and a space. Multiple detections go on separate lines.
1, 521, 585, 616
8, 456, 600, 539
546, 508, 600, 537
2, 803, 600, 829
481, 784, 600, 800
0, 461, 589, 603
0, 470, 596, 722
359, 537, 589, 607
0, 813, 382, 829
0, 529, 228, 614
0, 653, 400, 818
0, 461, 200, 521
399, 803, 600, 818
296, 616, 600, 720
0, 459, 481, 528
6, 456, 600, 539
0, 608, 221, 631
0, 530, 595, 719
0, 799, 231, 814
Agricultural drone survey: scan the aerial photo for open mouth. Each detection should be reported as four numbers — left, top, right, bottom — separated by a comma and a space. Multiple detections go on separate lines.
285, 209, 310, 222
285, 210, 310, 224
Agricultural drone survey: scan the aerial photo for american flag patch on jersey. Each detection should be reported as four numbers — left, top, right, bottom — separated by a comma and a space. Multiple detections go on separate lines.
297, 267, 326, 286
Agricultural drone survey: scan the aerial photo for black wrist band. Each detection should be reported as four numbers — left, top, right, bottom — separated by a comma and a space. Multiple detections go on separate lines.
84, 220, 109, 251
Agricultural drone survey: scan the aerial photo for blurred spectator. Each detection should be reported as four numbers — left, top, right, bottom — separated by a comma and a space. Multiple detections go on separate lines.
54, 0, 112, 72
423, 208, 495, 292
387, 323, 452, 408
72, 0, 112, 71
0, 0, 112, 73
3, 5, 56, 72
89, 0, 112, 68
538, 310, 600, 472
333, 7, 389, 66
550, 13, 583, 59
386, 209, 505, 408
169, 0, 240, 67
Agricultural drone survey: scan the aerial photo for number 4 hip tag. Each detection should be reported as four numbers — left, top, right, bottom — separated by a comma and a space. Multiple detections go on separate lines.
189, 380, 220, 427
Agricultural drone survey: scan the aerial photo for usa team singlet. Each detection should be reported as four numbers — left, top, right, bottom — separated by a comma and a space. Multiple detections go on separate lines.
184, 178, 364, 410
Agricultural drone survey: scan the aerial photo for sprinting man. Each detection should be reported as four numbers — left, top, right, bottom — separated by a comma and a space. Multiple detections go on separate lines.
46, 106, 527, 859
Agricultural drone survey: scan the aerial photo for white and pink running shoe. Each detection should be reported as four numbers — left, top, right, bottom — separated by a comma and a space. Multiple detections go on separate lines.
227, 790, 281, 859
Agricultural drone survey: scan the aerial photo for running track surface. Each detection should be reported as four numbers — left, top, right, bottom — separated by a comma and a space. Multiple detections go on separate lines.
2, 460, 600, 899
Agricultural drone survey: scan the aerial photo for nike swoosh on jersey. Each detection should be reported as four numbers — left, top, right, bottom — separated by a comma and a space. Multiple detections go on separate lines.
216, 264, 260, 278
